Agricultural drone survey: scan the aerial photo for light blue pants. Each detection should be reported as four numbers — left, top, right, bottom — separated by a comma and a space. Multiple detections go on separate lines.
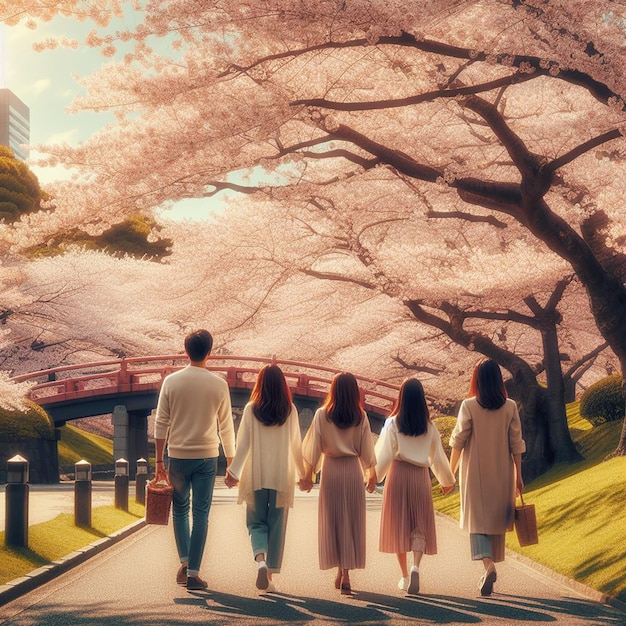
169, 457, 217, 576
470, 533, 506, 563
246, 488, 288, 573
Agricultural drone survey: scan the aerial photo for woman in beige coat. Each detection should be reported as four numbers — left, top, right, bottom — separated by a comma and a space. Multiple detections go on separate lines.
449, 359, 525, 596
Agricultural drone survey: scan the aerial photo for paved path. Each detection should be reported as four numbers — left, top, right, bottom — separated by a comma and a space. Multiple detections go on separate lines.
0, 486, 624, 626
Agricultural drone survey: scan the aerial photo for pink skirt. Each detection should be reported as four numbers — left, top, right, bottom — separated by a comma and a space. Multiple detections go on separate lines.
379, 460, 437, 555
318, 455, 366, 570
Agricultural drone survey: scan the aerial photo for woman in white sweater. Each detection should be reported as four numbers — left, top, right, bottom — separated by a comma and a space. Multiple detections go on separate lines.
225, 365, 308, 593
375, 378, 455, 595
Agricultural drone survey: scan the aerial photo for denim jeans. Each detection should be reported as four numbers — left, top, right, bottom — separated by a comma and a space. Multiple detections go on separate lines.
246, 488, 288, 573
168, 457, 217, 575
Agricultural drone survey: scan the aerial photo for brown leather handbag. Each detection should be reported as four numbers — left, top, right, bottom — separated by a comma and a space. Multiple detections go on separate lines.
514, 493, 539, 546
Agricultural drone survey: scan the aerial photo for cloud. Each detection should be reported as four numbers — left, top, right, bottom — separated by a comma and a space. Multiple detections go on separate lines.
45, 128, 79, 144
23, 78, 51, 95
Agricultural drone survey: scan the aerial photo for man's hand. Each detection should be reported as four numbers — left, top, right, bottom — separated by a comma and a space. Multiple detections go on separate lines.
441, 484, 455, 495
154, 461, 168, 483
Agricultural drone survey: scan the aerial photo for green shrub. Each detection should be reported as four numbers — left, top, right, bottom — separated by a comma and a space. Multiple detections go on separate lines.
579, 374, 625, 427
433, 415, 457, 460
0, 401, 55, 441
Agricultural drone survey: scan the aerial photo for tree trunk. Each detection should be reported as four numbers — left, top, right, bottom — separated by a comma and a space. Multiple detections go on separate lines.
564, 379, 577, 404
506, 369, 552, 482
540, 325, 582, 463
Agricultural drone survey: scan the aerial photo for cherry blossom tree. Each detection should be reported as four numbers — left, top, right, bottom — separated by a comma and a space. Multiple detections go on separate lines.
199, 191, 618, 477
4, 1, 626, 457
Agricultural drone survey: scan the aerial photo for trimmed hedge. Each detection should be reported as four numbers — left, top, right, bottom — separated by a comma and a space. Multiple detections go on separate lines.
579, 374, 625, 427
0, 401, 55, 441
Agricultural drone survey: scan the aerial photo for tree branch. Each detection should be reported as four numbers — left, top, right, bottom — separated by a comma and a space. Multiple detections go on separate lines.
329, 122, 524, 208
426, 209, 508, 229
391, 354, 446, 376
291, 74, 537, 111
546, 129, 622, 174
299, 268, 377, 290
563, 341, 610, 380
461, 95, 540, 179
225, 31, 618, 107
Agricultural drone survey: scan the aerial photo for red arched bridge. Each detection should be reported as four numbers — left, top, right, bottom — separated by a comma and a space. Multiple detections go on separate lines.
13, 354, 398, 423
13, 356, 399, 475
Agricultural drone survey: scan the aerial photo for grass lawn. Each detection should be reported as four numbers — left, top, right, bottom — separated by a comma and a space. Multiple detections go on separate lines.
57, 424, 114, 466
0, 502, 144, 584
433, 402, 626, 602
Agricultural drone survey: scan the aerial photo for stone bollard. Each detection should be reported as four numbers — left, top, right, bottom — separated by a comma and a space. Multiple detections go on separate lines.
114, 458, 129, 511
135, 458, 148, 505
74, 459, 92, 527
5, 455, 29, 547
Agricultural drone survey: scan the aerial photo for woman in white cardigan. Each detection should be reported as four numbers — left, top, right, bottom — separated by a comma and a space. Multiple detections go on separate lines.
225, 365, 309, 593
375, 378, 455, 595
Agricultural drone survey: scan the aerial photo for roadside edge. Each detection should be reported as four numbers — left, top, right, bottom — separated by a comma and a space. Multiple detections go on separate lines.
0, 518, 146, 608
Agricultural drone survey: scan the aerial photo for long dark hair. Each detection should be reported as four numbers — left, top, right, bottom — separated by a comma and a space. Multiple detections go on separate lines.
469, 359, 507, 410
391, 378, 430, 437
322, 372, 363, 429
250, 365, 292, 426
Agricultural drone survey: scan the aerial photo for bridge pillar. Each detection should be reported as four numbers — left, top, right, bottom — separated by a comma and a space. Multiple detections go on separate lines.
111, 406, 150, 480
111, 405, 129, 471
128, 410, 150, 480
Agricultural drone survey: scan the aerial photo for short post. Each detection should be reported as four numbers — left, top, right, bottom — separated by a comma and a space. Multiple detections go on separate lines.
114, 458, 129, 511
74, 460, 92, 527
135, 458, 148, 505
5, 455, 29, 547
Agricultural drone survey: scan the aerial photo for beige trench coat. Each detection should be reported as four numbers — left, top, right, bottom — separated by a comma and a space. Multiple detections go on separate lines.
449, 397, 526, 535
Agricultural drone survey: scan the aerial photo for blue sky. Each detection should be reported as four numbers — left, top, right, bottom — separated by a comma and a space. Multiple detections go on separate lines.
0, 13, 220, 220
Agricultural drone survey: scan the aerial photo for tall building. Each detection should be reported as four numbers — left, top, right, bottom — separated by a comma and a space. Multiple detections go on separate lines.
0, 88, 30, 161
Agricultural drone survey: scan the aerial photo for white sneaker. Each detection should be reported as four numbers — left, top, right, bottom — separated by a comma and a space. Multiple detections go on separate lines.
256, 562, 269, 590
398, 576, 409, 591
407, 566, 420, 595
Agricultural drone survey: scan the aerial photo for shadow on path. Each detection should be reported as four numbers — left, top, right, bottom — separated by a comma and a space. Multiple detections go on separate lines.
175, 588, 625, 625
2, 590, 623, 626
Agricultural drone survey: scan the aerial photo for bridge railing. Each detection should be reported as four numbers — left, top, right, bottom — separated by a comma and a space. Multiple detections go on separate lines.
12, 355, 399, 416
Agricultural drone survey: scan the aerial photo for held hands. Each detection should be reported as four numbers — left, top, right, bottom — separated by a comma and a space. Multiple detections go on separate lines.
365, 469, 377, 494
298, 476, 313, 492
224, 470, 239, 489
441, 483, 455, 495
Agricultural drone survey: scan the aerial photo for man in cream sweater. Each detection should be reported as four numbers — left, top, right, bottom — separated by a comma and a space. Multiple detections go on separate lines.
154, 329, 235, 590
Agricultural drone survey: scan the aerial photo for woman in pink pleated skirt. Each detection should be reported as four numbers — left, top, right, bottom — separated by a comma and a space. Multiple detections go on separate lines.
303, 372, 377, 595
375, 378, 455, 594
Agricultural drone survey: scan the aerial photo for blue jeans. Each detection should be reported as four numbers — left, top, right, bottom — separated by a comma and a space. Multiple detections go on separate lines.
168, 457, 217, 575
246, 488, 288, 573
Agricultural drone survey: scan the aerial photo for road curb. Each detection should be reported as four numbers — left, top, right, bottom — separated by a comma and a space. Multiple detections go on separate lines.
434, 510, 626, 615
0, 518, 146, 608
504, 547, 626, 614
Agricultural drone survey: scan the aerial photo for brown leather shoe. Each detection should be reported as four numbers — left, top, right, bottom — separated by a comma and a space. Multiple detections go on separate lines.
187, 575, 208, 590
176, 564, 187, 585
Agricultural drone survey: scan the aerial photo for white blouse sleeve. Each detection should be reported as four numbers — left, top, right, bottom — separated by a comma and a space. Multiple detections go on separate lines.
428, 425, 455, 487
374, 417, 397, 482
